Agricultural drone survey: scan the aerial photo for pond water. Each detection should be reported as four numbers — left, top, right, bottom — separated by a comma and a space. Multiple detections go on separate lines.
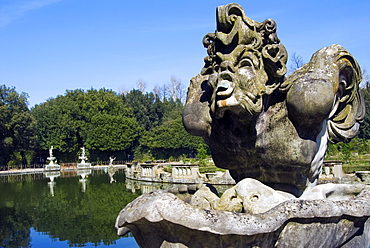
0, 168, 158, 248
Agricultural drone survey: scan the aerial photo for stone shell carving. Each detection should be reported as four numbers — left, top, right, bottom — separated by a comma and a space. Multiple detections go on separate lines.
116, 183, 370, 248
182, 3, 365, 195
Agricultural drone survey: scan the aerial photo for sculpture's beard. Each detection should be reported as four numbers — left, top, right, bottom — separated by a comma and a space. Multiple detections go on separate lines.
211, 72, 264, 119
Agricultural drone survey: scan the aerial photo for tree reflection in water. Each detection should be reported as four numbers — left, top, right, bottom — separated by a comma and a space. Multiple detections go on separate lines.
0, 169, 140, 248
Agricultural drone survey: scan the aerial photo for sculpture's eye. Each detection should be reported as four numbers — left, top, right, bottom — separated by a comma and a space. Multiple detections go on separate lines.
250, 194, 260, 202
239, 58, 253, 68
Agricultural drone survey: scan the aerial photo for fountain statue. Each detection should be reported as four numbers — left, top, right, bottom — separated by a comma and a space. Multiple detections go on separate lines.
116, 3, 369, 247
77, 147, 91, 169
44, 146, 61, 171
107, 156, 117, 183
109, 156, 116, 167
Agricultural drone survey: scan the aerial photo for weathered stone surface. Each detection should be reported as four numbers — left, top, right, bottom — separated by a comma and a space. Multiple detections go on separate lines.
183, 3, 365, 196
190, 185, 222, 210
190, 179, 295, 214
356, 171, 370, 183
115, 183, 370, 247
116, 3, 368, 247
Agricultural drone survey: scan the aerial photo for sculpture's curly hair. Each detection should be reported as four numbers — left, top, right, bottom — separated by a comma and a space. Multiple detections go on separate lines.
200, 3, 288, 86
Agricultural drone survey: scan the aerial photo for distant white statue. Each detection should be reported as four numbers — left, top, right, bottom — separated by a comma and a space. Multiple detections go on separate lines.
81, 147, 86, 157
109, 156, 116, 167
77, 146, 91, 169
47, 146, 56, 165
49, 146, 54, 158
45, 146, 60, 171
79, 147, 87, 164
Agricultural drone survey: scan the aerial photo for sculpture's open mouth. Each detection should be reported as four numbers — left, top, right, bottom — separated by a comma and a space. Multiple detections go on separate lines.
213, 72, 262, 119
216, 72, 235, 96
213, 73, 239, 118
217, 80, 234, 97
216, 80, 238, 109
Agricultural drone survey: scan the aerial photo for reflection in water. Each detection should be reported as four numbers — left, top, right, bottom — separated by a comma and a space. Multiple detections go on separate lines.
108, 166, 117, 184
44, 171, 61, 197
125, 179, 178, 194
0, 169, 227, 248
78, 169, 92, 193
0, 169, 140, 248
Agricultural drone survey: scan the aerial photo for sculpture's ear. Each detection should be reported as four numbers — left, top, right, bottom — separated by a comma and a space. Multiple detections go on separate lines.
262, 43, 288, 93
262, 43, 288, 79
327, 47, 365, 143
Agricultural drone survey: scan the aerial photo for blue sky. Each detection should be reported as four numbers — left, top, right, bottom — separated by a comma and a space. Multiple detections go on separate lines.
0, 0, 369, 107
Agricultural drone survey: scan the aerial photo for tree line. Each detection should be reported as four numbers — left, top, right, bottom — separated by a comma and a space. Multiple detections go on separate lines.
0, 81, 204, 166
2, 69, 370, 166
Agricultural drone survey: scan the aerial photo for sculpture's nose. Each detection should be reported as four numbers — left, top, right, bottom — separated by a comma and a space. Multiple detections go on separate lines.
220, 61, 234, 73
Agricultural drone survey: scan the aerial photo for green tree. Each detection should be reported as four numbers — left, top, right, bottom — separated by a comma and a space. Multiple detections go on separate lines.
122, 90, 164, 131
139, 101, 204, 159
32, 96, 79, 160
196, 143, 208, 160
32, 88, 140, 161
7, 111, 37, 164
0, 85, 36, 165
86, 114, 140, 152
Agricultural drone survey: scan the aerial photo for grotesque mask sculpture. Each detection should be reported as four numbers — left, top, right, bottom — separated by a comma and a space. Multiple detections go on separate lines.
116, 4, 369, 247
183, 3, 365, 196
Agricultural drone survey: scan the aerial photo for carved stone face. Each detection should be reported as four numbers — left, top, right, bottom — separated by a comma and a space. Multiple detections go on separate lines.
208, 45, 269, 119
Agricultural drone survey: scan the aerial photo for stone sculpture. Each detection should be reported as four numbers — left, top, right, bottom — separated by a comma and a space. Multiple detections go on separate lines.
109, 156, 116, 166
45, 146, 61, 171
77, 146, 92, 168
182, 3, 364, 196
116, 3, 369, 247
